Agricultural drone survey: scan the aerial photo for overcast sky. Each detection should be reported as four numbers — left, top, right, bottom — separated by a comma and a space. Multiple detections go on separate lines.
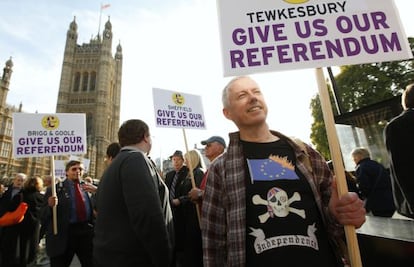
0, 0, 413, 160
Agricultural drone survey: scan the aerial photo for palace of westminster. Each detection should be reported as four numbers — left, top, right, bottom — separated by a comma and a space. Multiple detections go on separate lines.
0, 17, 122, 181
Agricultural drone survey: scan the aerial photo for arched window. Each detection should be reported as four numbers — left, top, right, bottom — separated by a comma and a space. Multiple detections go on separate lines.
73, 72, 80, 92
90, 72, 96, 91
82, 72, 89, 91
86, 113, 94, 144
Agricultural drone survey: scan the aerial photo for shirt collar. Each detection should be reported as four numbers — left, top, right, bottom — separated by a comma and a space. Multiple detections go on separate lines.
121, 145, 146, 155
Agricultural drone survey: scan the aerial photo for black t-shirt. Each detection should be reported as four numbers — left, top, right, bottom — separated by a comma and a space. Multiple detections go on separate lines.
242, 139, 340, 267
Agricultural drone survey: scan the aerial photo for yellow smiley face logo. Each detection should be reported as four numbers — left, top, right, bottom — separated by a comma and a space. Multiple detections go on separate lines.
41, 115, 60, 130
172, 93, 185, 106
283, 0, 309, 4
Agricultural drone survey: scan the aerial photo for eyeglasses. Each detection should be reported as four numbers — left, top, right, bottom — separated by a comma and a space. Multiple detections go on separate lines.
69, 167, 84, 172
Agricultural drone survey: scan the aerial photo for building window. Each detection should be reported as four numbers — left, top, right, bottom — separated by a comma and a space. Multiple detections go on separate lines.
1, 118, 6, 135
90, 72, 96, 91
1, 142, 11, 157
73, 72, 81, 92
86, 113, 93, 138
5, 119, 12, 136
1, 143, 7, 157
82, 72, 89, 91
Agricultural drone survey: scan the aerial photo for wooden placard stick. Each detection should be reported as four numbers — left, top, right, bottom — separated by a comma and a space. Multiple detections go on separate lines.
315, 67, 362, 267
182, 128, 201, 224
50, 156, 58, 235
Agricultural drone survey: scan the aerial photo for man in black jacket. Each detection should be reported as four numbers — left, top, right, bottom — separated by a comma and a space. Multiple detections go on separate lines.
94, 119, 173, 267
164, 150, 189, 267
351, 147, 395, 217
43, 160, 95, 267
384, 83, 414, 219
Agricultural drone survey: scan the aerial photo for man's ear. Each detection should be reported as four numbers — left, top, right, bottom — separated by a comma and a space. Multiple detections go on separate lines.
223, 108, 232, 120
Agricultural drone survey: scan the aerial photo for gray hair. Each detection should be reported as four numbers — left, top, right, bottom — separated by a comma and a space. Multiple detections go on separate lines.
222, 76, 251, 108
15, 173, 27, 180
351, 147, 371, 159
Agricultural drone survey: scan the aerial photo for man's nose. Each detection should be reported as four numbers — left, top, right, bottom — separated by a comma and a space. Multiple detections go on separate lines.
247, 92, 258, 102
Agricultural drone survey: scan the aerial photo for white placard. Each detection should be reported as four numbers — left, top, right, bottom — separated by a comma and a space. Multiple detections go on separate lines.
152, 88, 206, 130
53, 160, 66, 179
12, 113, 87, 158
217, 0, 413, 76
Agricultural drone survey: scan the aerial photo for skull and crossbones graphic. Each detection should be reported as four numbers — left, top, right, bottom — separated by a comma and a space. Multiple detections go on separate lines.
252, 187, 305, 223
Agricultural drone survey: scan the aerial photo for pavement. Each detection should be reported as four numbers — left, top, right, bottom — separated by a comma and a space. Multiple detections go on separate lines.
35, 238, 81, 267
36, 256, 80, 267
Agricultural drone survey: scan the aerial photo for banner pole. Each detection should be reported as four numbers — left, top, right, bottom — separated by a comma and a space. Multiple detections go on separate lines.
50, 156, 58, 235
181, 128, 201, 223
315, 67, 362, 267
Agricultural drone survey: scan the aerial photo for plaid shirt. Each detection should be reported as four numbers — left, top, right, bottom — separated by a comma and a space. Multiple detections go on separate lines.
201, 130, 345, 267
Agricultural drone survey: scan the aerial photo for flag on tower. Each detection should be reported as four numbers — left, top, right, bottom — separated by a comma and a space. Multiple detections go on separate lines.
101, 3, 110, 9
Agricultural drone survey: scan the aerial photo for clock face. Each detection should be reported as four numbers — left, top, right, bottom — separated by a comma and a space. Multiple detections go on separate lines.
104, 31, 111, 38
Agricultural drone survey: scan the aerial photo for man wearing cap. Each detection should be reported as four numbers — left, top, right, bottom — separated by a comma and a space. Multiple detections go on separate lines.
165, 150, 190, 267
188, 136, 226, 203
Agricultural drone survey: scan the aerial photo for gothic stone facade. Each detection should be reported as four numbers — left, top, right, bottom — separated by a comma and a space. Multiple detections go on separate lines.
56, 17, 122, 179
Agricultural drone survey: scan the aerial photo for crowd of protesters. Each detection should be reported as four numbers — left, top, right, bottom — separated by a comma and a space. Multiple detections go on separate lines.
4, 76, 414, 267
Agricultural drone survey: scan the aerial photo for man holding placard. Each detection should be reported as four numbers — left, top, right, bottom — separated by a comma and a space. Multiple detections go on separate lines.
42, 160, 94, 267
201, 76, 366, 266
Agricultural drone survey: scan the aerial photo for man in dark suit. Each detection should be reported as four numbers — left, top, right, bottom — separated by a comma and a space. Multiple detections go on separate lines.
93, 119, 173, 267
384, 83, 414, 219
164, 150, 189, 267
42, 160, 94, 267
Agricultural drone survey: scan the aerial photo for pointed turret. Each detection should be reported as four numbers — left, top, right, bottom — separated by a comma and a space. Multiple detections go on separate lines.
115, 42, 122, 60
103, 17, 112, 41
56, 17, 79, 109
0, 57, 13, 109
66, 16, 78, 44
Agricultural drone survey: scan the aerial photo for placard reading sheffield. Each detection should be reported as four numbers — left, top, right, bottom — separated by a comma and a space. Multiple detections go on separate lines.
153, 88, 206, 130
217, 0, 412, 76
12, 113, 87, 158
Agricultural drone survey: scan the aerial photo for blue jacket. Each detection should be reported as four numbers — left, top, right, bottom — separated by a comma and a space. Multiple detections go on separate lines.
41, 178, 94, 257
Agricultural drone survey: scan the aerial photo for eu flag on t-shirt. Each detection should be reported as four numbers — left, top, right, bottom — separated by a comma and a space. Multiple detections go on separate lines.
246, 158, 299, 181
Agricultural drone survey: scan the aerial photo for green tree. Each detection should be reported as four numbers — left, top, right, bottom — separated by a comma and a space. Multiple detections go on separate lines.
310, 94, 330, 159
310, 37, 414, 154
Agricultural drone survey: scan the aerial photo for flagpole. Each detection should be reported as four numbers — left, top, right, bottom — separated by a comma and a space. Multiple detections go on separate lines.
98, 4, 103, 37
